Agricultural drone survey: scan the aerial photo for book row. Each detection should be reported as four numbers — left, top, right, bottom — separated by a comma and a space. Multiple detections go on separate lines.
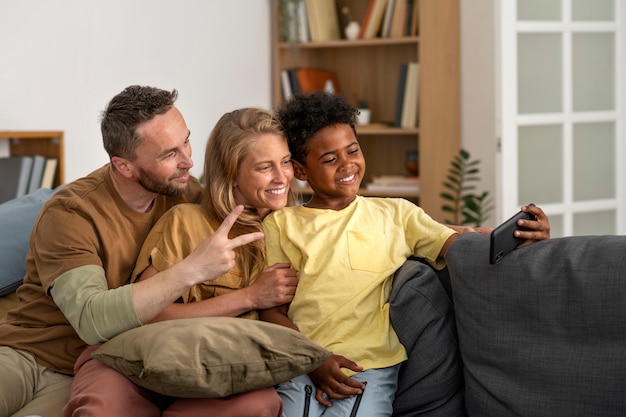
0, 155, 58, 204
281, 0, 418, 43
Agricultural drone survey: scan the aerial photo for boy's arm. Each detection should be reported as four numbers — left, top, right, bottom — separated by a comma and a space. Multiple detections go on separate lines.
259, 304, 299, 331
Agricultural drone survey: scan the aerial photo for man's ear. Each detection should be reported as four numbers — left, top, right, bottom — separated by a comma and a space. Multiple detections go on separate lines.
111, 156, 134, 179
293, 160, 307, 181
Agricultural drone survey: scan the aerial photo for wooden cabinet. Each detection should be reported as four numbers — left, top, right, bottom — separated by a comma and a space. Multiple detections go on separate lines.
0, 131, 65, 188
271, 0, 460, 221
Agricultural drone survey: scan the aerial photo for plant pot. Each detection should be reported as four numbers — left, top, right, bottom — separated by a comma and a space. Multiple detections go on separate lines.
357, 108, 371, 125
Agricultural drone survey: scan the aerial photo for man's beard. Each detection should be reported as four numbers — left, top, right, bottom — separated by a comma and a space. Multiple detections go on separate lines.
137, 168, 188, 197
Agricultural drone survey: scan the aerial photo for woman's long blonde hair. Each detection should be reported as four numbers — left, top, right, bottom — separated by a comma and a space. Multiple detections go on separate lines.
201, 107, 296, 284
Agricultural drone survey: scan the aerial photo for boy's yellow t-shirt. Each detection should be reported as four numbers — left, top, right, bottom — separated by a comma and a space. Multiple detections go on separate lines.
263, 195, 455, 372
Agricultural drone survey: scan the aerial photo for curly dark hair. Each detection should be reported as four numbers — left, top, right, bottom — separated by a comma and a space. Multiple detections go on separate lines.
277, 91, 358, 164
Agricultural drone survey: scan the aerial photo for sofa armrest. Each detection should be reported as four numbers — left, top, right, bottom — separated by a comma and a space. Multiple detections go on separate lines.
446, 233, 626, 417
390, 258, 465, 417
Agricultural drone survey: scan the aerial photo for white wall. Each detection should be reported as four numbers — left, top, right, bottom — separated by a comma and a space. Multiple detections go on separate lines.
1, 0, 498, 217
0, 0, 273, 180
460, 0, 498, 226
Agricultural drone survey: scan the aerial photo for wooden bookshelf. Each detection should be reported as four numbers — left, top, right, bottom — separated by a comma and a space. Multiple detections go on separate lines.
0, 131, 64, 187
271, 0, 460, 221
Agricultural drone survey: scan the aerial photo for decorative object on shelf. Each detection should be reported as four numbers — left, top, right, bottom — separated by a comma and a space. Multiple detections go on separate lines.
356, 99, 371, 125
405, 150, 418, 176
341, 6, 360, 40
345, 21, 360, 40
440, 148, 493, 227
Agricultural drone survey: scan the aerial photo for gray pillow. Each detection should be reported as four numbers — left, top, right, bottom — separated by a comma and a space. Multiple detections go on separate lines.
446, 233, 626, 417
93, 317, 332, 398
390, 258, 465, 417
0, 187, 58, 295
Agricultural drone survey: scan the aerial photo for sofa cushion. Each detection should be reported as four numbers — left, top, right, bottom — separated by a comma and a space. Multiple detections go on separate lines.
92, 317, 332, 398
0, 187, 59, 296
446, 233, 626, 417
390, 258, 465, 417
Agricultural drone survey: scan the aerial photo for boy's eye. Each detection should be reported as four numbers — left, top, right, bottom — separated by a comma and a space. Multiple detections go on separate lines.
322, 156, 336, 164
348, 148, 359, 155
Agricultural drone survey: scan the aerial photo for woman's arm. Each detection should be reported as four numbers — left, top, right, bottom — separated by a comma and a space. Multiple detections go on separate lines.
136, 263, 298, 323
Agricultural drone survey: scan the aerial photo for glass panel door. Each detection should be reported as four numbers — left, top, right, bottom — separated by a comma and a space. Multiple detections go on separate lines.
498, 0, 624, 236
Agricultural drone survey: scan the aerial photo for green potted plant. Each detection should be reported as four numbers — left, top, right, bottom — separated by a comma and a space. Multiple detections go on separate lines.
440, 148, 494, 227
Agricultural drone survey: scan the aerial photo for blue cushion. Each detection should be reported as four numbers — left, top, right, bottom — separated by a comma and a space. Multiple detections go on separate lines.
0, 187, 59, 295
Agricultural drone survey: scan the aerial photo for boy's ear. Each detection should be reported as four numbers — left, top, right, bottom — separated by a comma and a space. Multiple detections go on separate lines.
293, 160, 307, 181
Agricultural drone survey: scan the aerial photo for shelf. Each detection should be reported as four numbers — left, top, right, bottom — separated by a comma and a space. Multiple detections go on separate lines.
279, 36, 419, 49
272, 0, 460, 221
356, 125, 419, 136
0, 131, 65, 187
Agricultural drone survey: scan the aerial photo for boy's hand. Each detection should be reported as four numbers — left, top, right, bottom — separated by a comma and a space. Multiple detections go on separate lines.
308, 355, 364, 407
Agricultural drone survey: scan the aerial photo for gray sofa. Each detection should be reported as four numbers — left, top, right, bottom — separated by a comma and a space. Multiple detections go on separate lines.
2, 189, 625, 416
390, 232, 626, 417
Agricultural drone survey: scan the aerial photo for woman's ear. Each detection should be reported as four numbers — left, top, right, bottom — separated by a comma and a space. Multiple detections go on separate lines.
293, 160, 307, 181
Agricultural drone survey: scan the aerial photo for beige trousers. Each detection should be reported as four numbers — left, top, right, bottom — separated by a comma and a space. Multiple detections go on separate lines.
0, 346, 72, 417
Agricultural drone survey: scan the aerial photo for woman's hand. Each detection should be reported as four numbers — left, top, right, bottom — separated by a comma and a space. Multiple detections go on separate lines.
308, 355, 365, 407
247, 263, 298, 310
515, 204, 551, 246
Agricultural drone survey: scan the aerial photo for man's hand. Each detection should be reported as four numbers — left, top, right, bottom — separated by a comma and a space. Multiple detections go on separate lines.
308, 355, 365, 407
186, 205, 264, 284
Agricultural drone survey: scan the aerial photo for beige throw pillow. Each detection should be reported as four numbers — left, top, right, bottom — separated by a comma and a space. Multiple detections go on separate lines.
92, 317, 331, 398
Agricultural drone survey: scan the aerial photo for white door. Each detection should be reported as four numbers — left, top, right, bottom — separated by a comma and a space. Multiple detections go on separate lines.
498, 0, 625, 236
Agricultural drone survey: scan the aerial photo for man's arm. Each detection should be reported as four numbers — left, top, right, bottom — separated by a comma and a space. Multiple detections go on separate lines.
52, 205, 264, 343
50, 265, 141, 344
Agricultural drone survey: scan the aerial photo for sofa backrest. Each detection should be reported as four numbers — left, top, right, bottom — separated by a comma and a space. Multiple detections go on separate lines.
446, 233, 626, 417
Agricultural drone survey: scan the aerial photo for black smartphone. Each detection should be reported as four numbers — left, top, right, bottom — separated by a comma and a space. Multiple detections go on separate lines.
489, 204, 536, 264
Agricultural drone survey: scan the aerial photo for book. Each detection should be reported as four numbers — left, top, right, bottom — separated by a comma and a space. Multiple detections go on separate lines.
365, 184, 420, 193
409, 0, 419, 36
381, 0, 396, 38
405, 0, 414, 36
390, 0, 407, 38
295, 68, 340, 94
27, 154, 46, 194
358, 0, 377, 39
401, 62, 419, 128
40, 157, 58, 189
296, 0, 311, 42
370, 175, 420, 186
362, 0, 388, 39
367, 175, 420, 193
287, 67, 301, 94
305, 0, 340, 41
280, 69, 293, 101
0, 156, 33, 204
394, 63, 408, 127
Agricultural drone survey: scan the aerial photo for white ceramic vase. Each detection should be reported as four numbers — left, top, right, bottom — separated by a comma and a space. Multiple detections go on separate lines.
345, 21, 360, 40
357, 109, 371, 125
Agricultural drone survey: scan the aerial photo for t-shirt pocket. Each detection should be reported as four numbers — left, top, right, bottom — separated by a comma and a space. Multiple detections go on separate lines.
347, 230, 393, 273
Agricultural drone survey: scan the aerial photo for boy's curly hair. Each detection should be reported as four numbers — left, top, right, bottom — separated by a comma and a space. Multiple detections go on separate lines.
277, 91, 358, 164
